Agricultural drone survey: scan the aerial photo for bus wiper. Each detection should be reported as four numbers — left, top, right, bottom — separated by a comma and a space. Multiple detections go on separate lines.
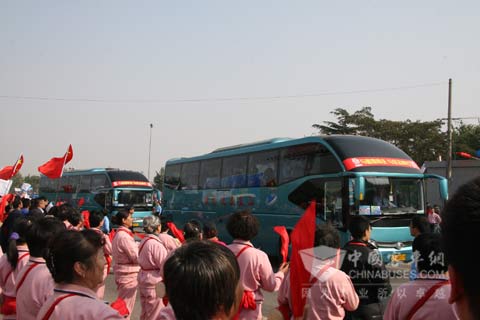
370, 216, 395, 225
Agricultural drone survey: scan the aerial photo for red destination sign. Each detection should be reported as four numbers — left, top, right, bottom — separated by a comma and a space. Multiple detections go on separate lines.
112, 181, 152, 187
343, 157, 419, 171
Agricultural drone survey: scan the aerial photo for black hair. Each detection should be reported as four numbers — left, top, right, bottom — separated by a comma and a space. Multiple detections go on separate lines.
67, 209, 82, 227
203, 221, 218, 239
410, 215, 430, 234
54, 203, 74, 221
26, 218, 65, 258
21, 198, 31, 210
12, 196, 22, 209
164, 240, 241, 320
47, 229, 105, 283
7, 217, 31, 268
348, 215, 371, 239
314, 223, 340, 248
89, 210, 104, 228
413, 232, 447, 274
441, 177, 480, 312
184, 220, 202, 241
226, 210, 259, 241
111, 209, 130, 226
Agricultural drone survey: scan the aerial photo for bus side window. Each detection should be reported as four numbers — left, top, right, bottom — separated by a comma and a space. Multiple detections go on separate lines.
200, 159, 221, 189
180, 162, 200, 190
79, 175, 92, 193
248, 150, 279, 187
279, 149, 307, 184
92, 175, 107, 191
221, 155, 247, 189
165, 165, 181, 190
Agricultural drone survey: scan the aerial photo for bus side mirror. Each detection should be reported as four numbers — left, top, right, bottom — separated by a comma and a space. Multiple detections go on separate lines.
355, 176, 365, 201
439, 178, 448, 200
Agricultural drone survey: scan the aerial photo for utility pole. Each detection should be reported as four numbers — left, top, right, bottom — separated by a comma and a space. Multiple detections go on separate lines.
446, 79, 453, 184
148, 123, 153, 181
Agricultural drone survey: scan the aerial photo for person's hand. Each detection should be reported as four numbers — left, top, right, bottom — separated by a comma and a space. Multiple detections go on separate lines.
278, 261, 290, 274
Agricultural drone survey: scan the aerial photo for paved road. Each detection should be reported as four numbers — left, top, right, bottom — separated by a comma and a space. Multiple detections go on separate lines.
104, 262, 409, 319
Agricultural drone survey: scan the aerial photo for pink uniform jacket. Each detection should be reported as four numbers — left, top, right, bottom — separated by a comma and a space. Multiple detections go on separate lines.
111, 226, 140, 319
157, 233, 180, 253
383, 278, 458, 320
228, 240, 285, 320
91, 227, 112, 300
304, 268, 359, 320
137, 234, 169, 320
36, 283, 124, 320
0, 245, 29, 319
16, 257, 55, 320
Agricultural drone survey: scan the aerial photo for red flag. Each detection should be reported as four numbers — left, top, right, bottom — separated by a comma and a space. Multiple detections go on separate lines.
38, 145, 73, 179
273, 226, 289, 264
166, 221, 185, 243
289, 200, 316, 317
81, 210, 90, 229
0, 194, 15, 222
77, 197, 85, 207
108, 228, 116, 243
110, 298, 129, 317
0, 154, 24, 180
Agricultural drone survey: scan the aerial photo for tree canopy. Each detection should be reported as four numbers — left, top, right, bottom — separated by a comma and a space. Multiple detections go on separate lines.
313, 107, 479, 166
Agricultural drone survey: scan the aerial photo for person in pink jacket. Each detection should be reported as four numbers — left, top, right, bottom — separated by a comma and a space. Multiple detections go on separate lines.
227, 210, 289, 320
16, 218, 65, 320
383, 232, 457, 320
88, 210, 112, 300
111, 209, 140, 319
0, 218, 30, 319
37, 229, 124, 320
158, 240, 243, 320
274, 224, 359, 320
157, 217, 180, 253
138, 215, 168, 320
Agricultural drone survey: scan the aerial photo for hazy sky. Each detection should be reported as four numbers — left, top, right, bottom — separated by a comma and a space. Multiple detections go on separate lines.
1, 1, 478, 178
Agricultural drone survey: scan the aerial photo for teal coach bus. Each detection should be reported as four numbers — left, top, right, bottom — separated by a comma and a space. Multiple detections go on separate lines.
39, 168, 160, 227
162, 135, 448, 263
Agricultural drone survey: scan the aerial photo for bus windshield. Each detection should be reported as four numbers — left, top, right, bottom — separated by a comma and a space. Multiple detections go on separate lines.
356, 177, 423, 215
114, 189, 153, 207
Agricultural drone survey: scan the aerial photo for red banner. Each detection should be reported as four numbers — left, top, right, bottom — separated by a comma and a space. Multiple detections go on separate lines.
112, 181, 152, 187
343, 157, 419, 171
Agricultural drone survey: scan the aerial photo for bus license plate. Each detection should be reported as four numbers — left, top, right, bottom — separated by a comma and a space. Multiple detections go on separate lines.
391, 254, 406, 262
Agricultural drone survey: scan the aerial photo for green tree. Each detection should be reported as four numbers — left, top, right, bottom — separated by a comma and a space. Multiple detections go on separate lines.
11, 173, 23, 190
153, 167, 165, 192
312, 107, 447, 165
24, 175, 40, 193
453, 122, 480, 158
312, 107, 375, 135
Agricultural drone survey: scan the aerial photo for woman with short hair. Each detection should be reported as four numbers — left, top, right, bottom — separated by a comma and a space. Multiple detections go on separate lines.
111, 210, 140, 319
226, 210, 288, 320
138, 215, 168, 319
36, 229, 124, 319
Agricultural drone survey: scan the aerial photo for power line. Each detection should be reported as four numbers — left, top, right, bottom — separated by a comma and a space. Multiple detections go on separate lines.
0, 81, 446, 104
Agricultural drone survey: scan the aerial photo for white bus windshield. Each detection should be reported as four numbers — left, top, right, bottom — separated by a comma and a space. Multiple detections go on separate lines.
114, 189, 153, 207
355, 177, 423, 215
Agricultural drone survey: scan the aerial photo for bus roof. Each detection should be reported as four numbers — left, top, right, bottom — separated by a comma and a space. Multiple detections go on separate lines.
61, 168, 150, 182
166, 135, 422, 174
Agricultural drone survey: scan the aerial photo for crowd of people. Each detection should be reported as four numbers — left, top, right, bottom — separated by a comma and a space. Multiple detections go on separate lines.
0, 176, 479, 319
